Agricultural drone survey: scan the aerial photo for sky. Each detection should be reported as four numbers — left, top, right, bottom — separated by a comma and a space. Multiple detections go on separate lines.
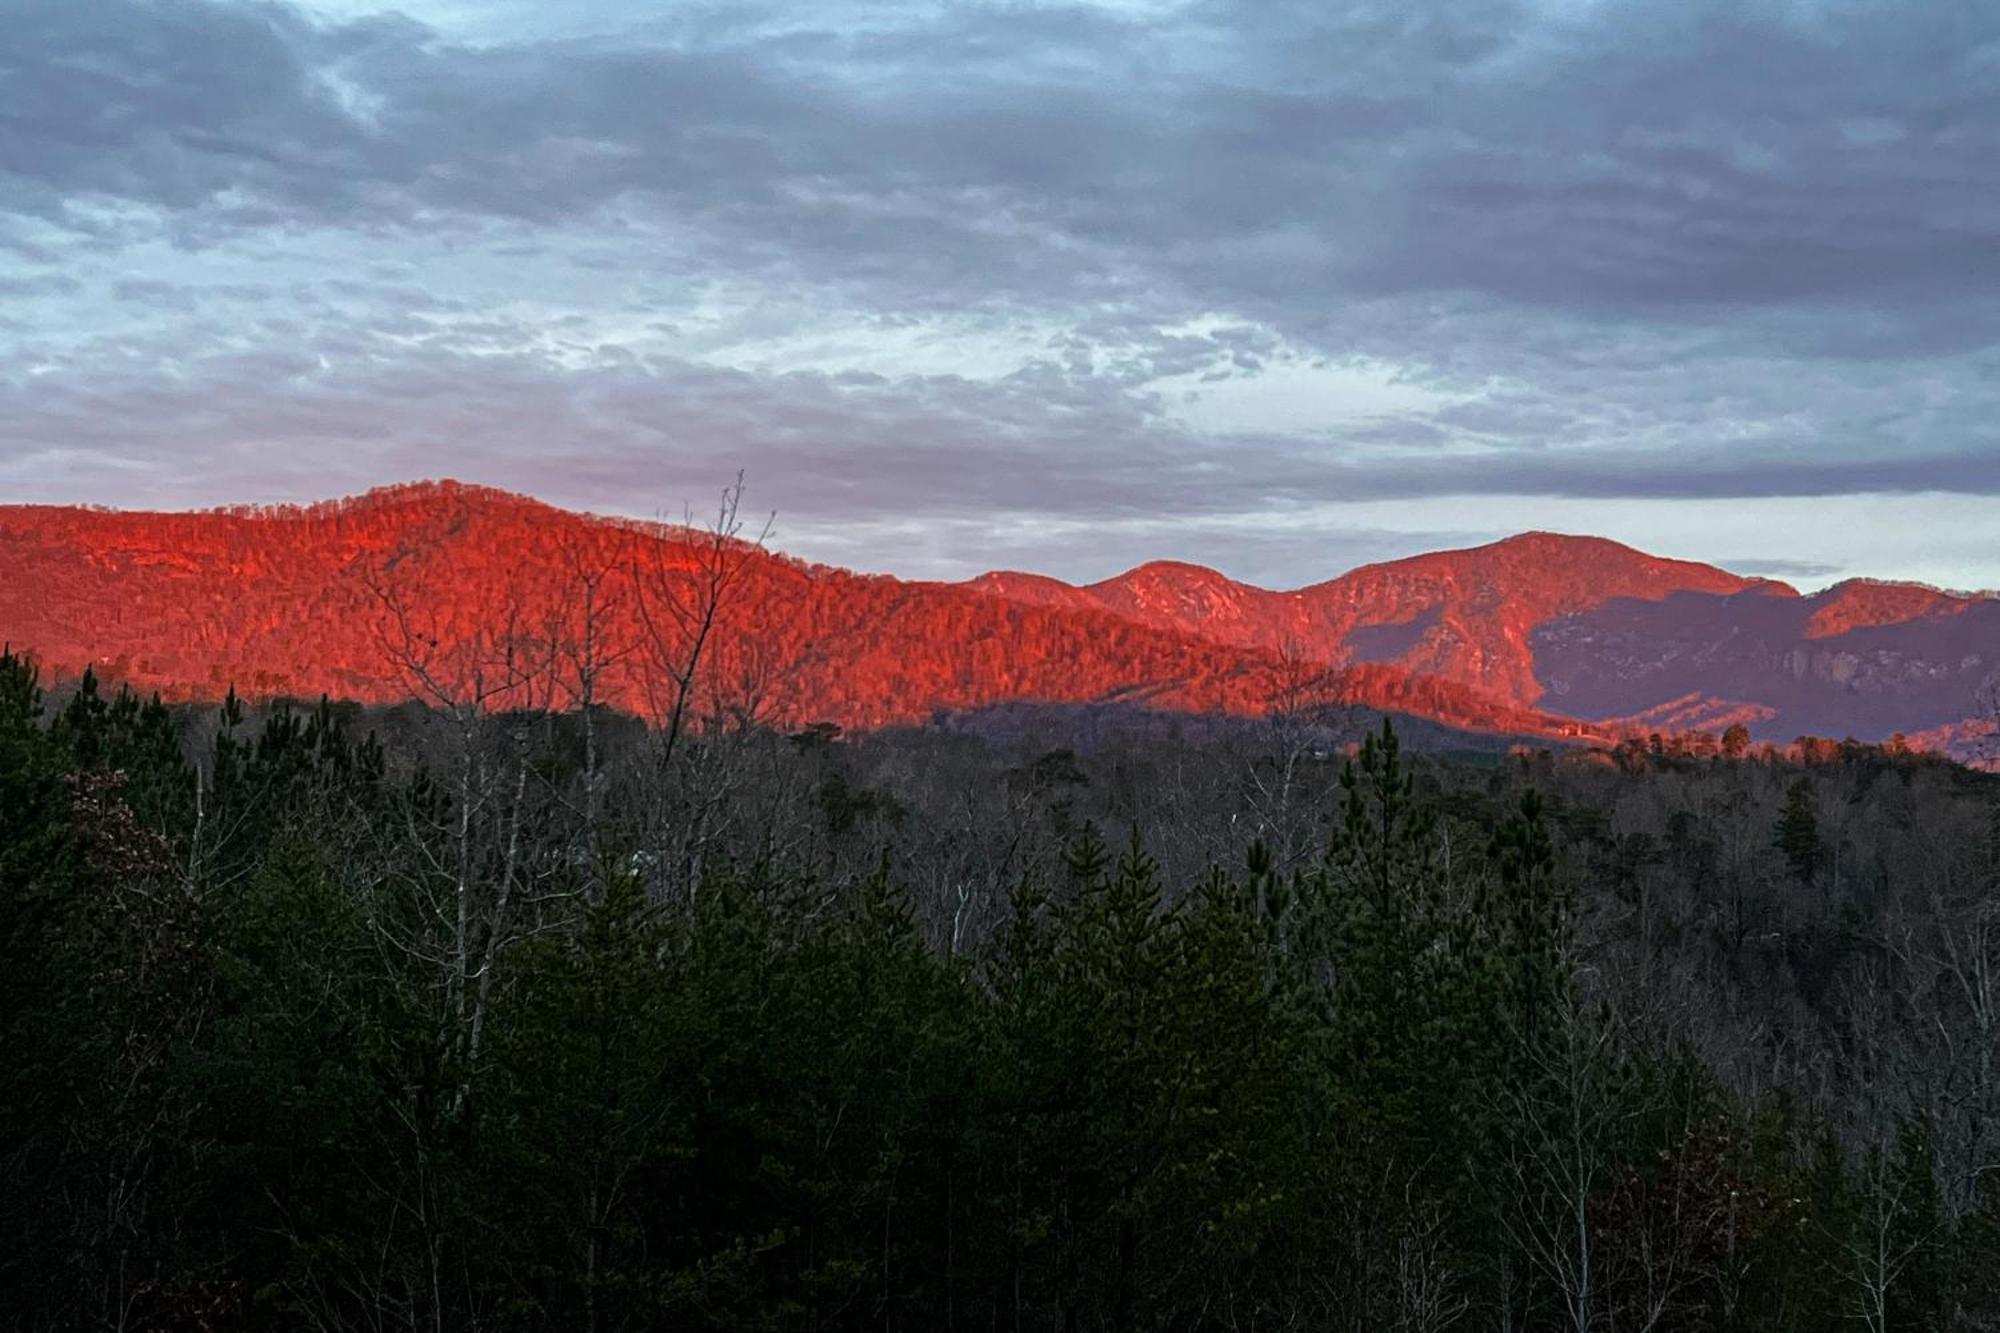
3, 0, 1999, 591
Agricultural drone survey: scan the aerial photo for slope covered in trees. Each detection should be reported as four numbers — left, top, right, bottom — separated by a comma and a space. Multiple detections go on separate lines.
1534, 584, 2000, 745
0, 482, 1590, 739
3, 481, 1995, 752
5, 651, 1998, 1331
973, 531, 1785, 708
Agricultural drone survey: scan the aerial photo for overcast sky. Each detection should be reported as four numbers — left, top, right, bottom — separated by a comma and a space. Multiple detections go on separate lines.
4, 0, 1998, 589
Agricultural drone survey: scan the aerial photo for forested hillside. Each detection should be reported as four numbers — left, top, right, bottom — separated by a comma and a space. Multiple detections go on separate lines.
0, 481, 1587, 739
8, 482, 1996, 755
5, 648, 1998, 1332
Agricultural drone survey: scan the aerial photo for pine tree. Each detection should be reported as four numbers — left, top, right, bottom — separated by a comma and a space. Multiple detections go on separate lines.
1775, 778, 1823, 886
1311, 720, 1516, 1321
0, 648, 74, 1319
483, 859, 692, 1330
1487, 788, 1569, 1047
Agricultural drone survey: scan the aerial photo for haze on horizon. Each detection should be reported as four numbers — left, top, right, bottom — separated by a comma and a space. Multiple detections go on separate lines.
3, 0, 1998, 592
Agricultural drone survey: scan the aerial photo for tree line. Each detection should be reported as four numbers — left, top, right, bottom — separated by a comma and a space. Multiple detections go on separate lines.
4, 645, 1999, 1331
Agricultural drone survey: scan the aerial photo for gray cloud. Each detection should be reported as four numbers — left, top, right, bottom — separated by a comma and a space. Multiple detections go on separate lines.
1725, 558, 1845, 581
6, 321, 1996, 524
10, 1, 1999, 336
2, 0, 1999, 585
0, 273, 80, 297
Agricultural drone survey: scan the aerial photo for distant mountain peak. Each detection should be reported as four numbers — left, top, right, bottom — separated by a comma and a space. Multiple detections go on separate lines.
958, 525, 1796, 713
1804, 577, 1978, 638
200, 478, 548, 519
2, 484, 1992, 760
1487, 529, 1643, 553
1098, 558, 1234, 583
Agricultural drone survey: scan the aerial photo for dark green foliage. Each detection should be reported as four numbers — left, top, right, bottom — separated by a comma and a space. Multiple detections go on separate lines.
2, 687, 1994, 1332
1776, 777, 1824, 885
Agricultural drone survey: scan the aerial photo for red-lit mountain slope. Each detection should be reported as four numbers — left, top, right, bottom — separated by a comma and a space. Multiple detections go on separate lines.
0, 482, 1580, 738
970, 533, 1788, 710
969, 539, 2000, 758
1803, 579, 1978, 639
5, 482, 1992, 755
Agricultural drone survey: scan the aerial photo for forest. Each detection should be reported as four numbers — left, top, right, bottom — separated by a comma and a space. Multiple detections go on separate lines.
4, 645, 2000, 1333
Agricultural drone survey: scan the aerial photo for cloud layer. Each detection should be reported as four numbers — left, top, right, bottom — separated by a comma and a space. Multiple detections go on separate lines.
4, 0, 1998, 587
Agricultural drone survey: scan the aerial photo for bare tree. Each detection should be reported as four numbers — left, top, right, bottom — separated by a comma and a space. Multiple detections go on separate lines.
545, 524, 640, 838
1243, 636, 1342, 872
623, 474, 774, 898
628, 472, 772, 768
1594, 1121, 1761, 1333
362, 549, 558, 1103
1824, 1137, 1941, 1333
1498, 977, 1640, 1333
1878, 836, 2000, 1233
1391, 1189, 1472, 1333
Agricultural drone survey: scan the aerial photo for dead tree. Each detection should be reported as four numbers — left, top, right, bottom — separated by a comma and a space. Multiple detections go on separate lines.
1244, 636, 1342, 872
1498, 977, 1642, 1333
625, 474, 773, 897
362, 551, 556, 1104
545, 526, 640, 844
1825, 1137, 1941, 1333
628, 473, 771, 769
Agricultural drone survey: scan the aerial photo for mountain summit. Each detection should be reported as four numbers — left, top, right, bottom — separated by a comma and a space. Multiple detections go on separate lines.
2, 484, 1993, 757
970, 531, 1785, 711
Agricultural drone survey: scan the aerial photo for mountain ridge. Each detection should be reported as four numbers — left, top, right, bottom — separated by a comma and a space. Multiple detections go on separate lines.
0, 482, 1584, 738
964, 526, 1790, 712
3, 481, 1994, 759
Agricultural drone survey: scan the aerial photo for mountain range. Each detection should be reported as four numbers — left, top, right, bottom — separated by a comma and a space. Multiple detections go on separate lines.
2, 481, 1994, 760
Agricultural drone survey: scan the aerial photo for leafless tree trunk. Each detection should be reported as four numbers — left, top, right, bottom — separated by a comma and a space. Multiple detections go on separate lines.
363, 556, 555, 1107
1244, 636, 1340, 872
547, 526, 638, 842
1498, 973, 1642, 1333
629, 472, 771, 769
625, 474, 773, 898
1826, 1141, 1938, 1333
1391, 1190, 1471, 1333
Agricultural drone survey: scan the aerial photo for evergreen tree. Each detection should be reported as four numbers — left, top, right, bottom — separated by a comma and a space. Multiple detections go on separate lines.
4, 661, 1993, 1331
1775, 777, 1823, 886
